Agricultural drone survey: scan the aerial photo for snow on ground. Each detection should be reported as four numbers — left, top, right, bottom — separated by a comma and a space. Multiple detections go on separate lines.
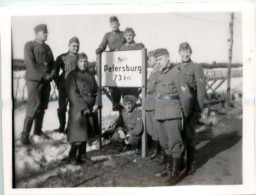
14, 94, 118, 184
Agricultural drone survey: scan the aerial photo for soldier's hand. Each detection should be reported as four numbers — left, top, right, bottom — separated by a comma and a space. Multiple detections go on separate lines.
96, 48, 103, 54
82, 107, 91, 116
43, 73, 52, 81
92, 105, 99, 113
118, 129, 126, 139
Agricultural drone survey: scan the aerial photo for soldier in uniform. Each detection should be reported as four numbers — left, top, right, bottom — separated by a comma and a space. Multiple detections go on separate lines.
119, 27, 145, 99
153, 48, 192, 185
65, 53, 101, 165
111, 95, 143, 152
177, 42, 206, 175
54, 37, 80, 133
145, 50, 161, 159
96, 16, 126, 111
21, 24, 55, 145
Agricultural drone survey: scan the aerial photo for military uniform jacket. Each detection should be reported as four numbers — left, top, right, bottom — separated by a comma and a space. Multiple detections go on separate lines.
65, 68, 101, 142
144, 68, 159, 111
24, 40, 55, 81
97, 30, 126, 52
178, 60, 206, 112
119, 41, 145, 51
154, 64, 192, 120
55, 52, 78, 89
119, 108, 143, 136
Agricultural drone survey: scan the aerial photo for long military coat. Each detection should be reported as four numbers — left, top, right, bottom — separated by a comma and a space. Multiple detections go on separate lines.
154, 64, 192, 120
65, 68, 101, 142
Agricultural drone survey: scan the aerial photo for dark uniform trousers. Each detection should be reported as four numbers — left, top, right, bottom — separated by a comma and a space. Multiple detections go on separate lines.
145, 111, 158, 141
154, 64, 192, 159
55, 52, 78, 131
178, 60, 206, 162
22, 40, 55, 138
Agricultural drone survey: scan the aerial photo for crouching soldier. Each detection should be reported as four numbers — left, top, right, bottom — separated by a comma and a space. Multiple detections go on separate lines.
153, 48, 192, 185
111, 95, 143, 153
65, 53, 101, 165
177, 42, 206, 175
145, 50, 161, 159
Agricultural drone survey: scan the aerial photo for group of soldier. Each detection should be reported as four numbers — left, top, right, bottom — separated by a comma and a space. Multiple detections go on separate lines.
19, 15, 206, 185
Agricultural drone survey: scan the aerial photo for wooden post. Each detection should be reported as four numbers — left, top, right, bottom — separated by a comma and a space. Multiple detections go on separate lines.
97, 54, 102, 149
226, 13, 234, 108
141, 49, 147, 158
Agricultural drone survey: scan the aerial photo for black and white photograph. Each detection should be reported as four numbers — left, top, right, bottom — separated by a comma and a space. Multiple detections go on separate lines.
0, 2, 255, 195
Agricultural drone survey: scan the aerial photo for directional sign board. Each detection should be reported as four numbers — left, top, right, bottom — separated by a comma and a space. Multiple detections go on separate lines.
101, 50, 145, 87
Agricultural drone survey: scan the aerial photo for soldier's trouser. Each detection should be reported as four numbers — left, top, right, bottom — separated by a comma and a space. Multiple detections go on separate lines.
109, 87, 121, 107
146, 111, 158, 141
57, 87, 68, 130
184, 111, 201, 162
23, 80, 51, 134
156, 119, 183, 158
111, 132, 140, 147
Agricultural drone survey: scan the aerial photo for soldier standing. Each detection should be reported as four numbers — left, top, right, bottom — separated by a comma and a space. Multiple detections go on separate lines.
145, 50, 160, 159
153, 48, 192, 185
177, 42, 206, 175
54, 37, 80, 133
21, 24, 55, 145
65, 53, 101, 165
119, 27, 145, 99
96, 16, 126, 111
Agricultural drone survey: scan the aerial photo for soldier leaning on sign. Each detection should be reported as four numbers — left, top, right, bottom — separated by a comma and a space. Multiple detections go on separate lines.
144, 50, 161, 159
65, 53, 101, 165
118, 27, 145, 100
53, 37, 80, 134
96, 16, 126, 111
177, 42, 206, 175
153, 48, 192, 185
21, 24, 56, 145
111, 95, 143, 153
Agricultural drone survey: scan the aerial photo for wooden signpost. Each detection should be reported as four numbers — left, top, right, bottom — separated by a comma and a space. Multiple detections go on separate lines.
98, 49, 147, 157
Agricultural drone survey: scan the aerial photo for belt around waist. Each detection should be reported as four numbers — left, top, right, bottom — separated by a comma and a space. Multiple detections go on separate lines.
155, 94, 179, 100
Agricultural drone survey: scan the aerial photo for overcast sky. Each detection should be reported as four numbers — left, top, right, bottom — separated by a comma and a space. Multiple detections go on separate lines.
11, 12, 242, 63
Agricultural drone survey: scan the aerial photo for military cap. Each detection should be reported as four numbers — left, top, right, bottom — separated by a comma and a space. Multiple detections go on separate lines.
154, 48, 169, 58
179, 42, 192, 52
110, 16, 119, 23
77, 53, 88, 60
148, 50, 155, 58
123, 95, 137, 105
34, 24, 48, 34
124, 27, 135, 34
69, 37, 80, 45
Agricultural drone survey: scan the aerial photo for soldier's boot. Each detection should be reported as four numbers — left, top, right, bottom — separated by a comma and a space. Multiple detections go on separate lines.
167, 157, 181, 185
154, 155, 172, 177
34, 110, 50, 139
21, 117, 33, 145
54, 110, 66, 133
187, 147, 196, 175
150, 140, 160, 160
157, 148, 166, 165
68, 143, 79, 165
77, 142, 94, 164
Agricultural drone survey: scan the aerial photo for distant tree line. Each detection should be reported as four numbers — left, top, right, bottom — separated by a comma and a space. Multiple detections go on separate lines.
12, 59, 242, 71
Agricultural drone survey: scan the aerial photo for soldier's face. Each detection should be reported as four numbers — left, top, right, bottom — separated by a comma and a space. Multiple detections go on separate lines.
69, 43, 79, 54
156, 55, 169, 69
78, 58, 88, 71
110, 22, 120, 31
36, 31, 48, 42
124, 32, 135, 43
148, 57, 156, 68
179, 49, 191, 62
124, 102, 134, 112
